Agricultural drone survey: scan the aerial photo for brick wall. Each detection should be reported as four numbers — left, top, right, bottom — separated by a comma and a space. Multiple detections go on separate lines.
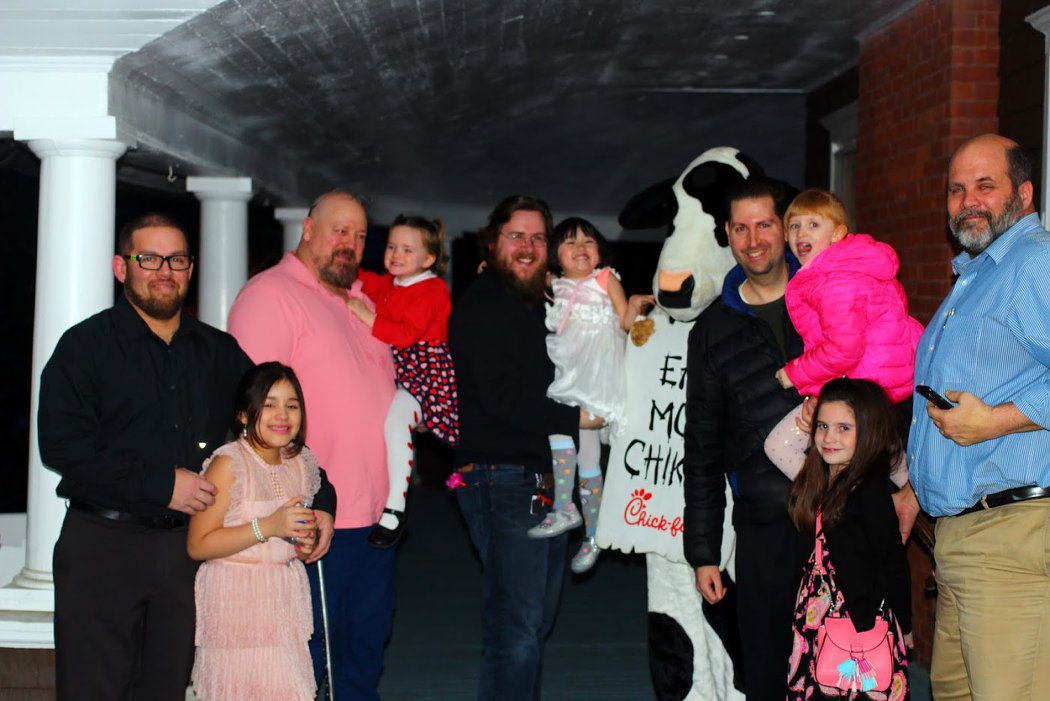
856, 0, 1000, 324
855, 0, 1002, 668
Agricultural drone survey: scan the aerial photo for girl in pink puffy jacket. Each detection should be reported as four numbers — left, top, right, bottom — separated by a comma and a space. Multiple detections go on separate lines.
764, 189, 924, 483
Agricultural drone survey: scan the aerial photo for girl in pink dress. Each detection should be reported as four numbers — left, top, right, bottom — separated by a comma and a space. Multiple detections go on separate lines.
187, 362, 321, 701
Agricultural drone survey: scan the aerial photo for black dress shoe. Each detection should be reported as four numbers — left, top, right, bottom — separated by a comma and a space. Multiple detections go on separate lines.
367, 509, 405, 548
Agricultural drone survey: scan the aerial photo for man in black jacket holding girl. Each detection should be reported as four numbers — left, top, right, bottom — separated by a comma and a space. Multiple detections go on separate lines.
683, 179, 803, 701
449, 195, 601, 701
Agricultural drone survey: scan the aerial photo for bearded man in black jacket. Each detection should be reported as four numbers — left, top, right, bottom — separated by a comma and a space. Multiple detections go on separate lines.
683, 179, 803, 701
449, 195, 599, 701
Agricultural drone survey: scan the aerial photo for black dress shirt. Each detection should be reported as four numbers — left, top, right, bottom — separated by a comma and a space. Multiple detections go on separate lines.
449, 270, 578, 473
39, 296, 336, 517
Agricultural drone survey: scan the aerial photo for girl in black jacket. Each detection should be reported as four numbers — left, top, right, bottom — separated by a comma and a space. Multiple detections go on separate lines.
785, 378, 911, 699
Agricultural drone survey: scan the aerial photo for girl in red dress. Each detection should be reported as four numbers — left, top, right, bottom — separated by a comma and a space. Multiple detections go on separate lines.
347, 214, 459, 548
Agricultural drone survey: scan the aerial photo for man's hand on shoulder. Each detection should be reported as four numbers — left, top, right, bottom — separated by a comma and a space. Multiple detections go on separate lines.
169, 467, 217, 515
694, 565, 726, 604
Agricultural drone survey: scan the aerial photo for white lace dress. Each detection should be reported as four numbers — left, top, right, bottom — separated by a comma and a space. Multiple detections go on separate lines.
192, 439, 321, 701
545, 269, 627, 440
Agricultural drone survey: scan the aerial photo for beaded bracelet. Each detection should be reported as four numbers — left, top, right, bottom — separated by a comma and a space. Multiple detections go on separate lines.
250, 517, 266, 543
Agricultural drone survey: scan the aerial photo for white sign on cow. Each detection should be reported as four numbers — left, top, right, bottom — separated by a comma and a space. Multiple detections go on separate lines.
596, 307, 735, 572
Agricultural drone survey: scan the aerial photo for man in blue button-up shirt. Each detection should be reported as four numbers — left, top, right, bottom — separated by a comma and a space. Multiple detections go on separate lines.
906, 133, 1050, 699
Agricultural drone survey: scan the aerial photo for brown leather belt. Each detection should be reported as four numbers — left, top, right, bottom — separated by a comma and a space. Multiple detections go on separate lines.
69, 500, 188, 529
958, 486, 1050, 516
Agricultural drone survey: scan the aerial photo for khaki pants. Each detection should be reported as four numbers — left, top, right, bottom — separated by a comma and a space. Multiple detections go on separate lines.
931, 499, 1050, 700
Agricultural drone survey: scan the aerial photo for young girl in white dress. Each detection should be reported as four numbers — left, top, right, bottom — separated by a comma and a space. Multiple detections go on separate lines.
527, 217, 652, 573
187, 362, 321, 701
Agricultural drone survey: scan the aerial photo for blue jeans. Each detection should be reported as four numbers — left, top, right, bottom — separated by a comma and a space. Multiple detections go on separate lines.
306, 527, 396, 701
455, 464, 567, 701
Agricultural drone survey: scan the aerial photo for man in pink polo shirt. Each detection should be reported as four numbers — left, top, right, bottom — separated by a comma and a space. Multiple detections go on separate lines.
227, 190, 396, 701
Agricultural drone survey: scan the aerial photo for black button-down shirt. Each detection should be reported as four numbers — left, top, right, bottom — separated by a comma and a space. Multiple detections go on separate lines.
39, 296, 335, 517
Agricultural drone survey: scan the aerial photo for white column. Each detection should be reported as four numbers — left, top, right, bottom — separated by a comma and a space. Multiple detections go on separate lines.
186, 177, 252, 331
0, 138, 126, 646
275, 207, 308, 252
1028, 7, 1050, 229
23, 139, 127, 589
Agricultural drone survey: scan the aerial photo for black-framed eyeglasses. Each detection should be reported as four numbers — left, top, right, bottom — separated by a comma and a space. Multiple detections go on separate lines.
121, 254, 194, 271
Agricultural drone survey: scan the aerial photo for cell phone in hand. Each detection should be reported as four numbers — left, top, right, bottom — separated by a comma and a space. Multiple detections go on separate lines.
915, 385, 955, 410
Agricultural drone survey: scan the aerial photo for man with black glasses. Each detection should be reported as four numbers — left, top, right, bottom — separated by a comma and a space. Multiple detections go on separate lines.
37, 213, 334, 700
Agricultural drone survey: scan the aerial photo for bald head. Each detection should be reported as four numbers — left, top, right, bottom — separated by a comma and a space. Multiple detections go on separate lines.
947, 133, 1034, 255
297, 190, 368, 293
951, 134, 1032, 189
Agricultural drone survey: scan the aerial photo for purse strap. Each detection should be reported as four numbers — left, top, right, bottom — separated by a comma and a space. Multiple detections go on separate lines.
814, 509, 827, 571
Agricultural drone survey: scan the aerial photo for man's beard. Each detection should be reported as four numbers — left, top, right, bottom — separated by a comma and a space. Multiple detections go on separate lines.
319, 249, 359, 288
493, 256, 546, 304
124, 282, 185, 320
949, 190, 1024, 254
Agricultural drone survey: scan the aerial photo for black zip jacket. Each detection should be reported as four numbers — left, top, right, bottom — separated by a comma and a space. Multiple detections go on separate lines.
683, 261, 804, 568
449, 270, 578, 473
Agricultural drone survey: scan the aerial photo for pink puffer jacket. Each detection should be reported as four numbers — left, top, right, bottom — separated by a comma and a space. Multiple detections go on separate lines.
783, 233, 924, 402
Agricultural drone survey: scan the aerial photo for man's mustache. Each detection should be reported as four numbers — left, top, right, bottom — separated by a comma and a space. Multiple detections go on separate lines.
951, 207, 991, 229
331, 250, 358, 264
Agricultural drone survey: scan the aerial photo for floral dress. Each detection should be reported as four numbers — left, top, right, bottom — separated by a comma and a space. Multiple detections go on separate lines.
787, 511, 909, 701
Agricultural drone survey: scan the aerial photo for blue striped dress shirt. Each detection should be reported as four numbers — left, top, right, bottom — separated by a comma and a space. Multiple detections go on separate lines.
909, 213, 1050, 517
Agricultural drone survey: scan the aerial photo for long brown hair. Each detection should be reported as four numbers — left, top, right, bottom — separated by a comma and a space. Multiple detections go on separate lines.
787, 378, 901, 533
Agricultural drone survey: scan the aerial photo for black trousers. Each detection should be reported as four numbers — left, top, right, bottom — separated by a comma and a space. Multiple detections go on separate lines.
735, 516, 799, 701
53, 508, 199, 701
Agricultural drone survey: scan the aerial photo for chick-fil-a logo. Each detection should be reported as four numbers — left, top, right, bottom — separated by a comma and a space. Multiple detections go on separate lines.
623, 489, 683, 537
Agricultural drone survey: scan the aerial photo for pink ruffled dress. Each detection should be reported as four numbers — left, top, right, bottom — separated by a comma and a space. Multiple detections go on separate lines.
191, 439, 321, 701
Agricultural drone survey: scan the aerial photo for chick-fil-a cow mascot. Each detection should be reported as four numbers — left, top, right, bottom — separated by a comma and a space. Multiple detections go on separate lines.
596, 147, 772, 701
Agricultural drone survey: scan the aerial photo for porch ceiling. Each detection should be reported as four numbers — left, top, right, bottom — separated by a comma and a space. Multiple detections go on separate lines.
104, 1, 913, 211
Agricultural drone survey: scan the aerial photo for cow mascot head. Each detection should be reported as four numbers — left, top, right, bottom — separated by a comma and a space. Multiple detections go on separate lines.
621, 146, 769, 322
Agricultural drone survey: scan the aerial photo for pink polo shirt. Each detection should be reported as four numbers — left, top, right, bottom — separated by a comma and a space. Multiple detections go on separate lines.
228, 253, 396, 529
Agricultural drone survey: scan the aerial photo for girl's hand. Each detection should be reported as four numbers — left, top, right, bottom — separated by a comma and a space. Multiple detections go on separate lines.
623, 294, 656, 330
626, 294, 655, 318
346, 297, 376, 327
795, 396, 815, 434
260, 496, 316, 540
295, 528, 317, 560
775, 367, 794, 389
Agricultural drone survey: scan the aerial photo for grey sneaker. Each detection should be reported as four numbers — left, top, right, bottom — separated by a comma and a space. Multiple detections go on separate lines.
571, 536, 601, 574
527, 508, 583, 538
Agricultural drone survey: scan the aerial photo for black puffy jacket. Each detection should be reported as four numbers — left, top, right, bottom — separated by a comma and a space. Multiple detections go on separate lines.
683, 263, 804, 568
